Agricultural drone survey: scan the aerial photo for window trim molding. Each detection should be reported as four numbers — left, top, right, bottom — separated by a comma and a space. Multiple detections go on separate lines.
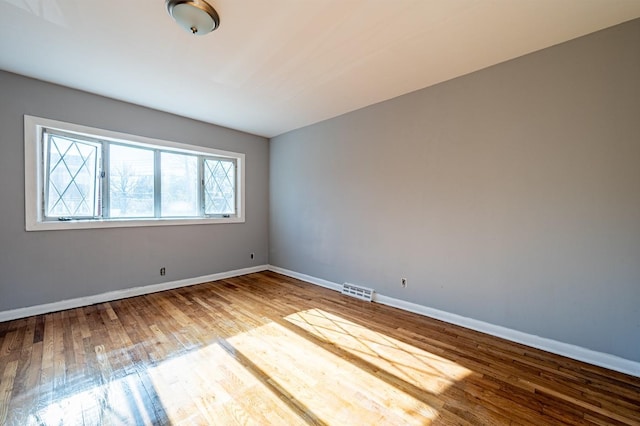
25, 115, 245, 231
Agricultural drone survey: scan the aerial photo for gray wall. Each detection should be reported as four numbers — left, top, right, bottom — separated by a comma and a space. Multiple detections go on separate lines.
0, 71, 269, 311
270, 19, 640, 361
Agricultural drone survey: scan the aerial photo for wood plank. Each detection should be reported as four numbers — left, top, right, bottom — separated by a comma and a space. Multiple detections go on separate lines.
0, 360, 19, 424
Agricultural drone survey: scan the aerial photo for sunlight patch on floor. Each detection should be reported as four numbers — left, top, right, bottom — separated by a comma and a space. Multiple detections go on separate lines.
146, 341, 307, 425
285, 308, 473, 394
227, 315, 459, 424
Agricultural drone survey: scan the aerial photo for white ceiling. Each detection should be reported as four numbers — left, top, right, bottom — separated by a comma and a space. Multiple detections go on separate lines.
1, 1, 639, 138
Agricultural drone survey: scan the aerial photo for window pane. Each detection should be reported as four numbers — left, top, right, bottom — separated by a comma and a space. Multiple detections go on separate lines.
161, 152, 198, 217
46, 134, 100, 218
109, 145, 154, 218
204, 158, 235, 215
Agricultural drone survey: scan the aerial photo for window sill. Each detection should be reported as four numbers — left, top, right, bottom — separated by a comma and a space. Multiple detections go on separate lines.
26, 216, 244, 231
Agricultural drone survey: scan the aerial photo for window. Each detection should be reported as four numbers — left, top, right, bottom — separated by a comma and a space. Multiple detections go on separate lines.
45, 133, 101, 219
25, 115, 244, 230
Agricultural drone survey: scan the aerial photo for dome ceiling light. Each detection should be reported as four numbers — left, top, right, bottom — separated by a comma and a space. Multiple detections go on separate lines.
166, 0, 220, 35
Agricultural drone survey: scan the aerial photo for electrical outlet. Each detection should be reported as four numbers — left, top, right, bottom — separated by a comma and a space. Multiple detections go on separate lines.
250, 253, 255, 260
160, 267, 166, 276
401, 278, 407, 288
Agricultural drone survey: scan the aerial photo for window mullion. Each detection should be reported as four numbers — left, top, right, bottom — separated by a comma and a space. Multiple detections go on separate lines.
101, 142, 109, 218
91, 143, 101, 218
198, 156, 204, 217
154, 149, 162, 218
43, 131, 51, 220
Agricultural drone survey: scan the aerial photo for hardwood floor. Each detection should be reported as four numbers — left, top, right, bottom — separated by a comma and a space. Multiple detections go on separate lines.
1, 271, 639, 425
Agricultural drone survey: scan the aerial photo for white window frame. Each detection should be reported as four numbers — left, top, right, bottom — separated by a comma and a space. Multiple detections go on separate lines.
25, 115, 245, 231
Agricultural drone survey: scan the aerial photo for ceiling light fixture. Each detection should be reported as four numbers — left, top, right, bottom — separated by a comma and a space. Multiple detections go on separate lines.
166, 0, 220, 35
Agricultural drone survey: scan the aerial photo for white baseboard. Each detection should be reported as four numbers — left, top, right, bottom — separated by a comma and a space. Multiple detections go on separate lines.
0, 265, 269, 322
267, 265, 640, 378
268, 266, 343, 292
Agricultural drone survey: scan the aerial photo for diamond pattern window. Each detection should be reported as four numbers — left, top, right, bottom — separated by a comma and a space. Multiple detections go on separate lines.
45, 133, 100, 219
204, 158, 236, 215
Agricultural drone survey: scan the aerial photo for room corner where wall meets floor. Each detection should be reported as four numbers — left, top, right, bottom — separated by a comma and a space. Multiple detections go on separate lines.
2, 271, 639, 425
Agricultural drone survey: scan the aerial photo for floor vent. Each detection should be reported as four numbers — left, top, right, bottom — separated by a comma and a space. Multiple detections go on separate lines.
341, 283, 374, 302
